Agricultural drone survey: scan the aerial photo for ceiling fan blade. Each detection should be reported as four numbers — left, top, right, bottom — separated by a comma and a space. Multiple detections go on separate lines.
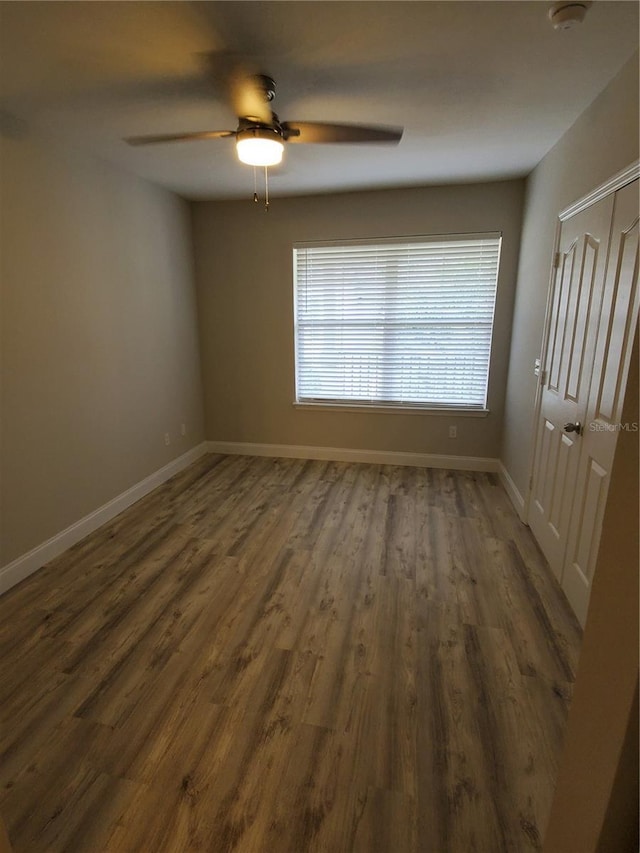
125, 130, 235, 146
282, 121, 403, 145
228, 67, 273, 124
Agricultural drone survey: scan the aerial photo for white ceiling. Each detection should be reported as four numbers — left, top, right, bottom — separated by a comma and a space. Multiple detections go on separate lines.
0, 1, 637, 200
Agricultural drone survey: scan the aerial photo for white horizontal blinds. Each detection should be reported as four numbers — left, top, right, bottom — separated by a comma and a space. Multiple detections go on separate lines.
294, 234, 502, 408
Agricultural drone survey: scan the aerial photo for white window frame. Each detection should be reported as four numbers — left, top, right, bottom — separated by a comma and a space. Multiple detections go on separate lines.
292, 232, 502, 414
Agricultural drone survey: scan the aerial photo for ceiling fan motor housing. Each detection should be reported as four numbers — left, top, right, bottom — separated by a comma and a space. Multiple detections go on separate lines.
236, 126, 283, 144
255, 75, 276, 102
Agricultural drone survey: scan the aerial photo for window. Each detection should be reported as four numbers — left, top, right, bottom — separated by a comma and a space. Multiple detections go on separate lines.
293, 233, 502, 411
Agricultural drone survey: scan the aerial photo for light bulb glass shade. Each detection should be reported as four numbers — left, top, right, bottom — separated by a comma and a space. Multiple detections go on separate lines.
236, 128, 284, 166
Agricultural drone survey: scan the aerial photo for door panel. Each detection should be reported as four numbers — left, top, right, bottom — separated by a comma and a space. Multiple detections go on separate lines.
548, 432, 575, 536
534, 419, 555, 514
547, 242, 577, 393
595, 210, 640, 422
562, 457, 608, 620
574, 458, 607, 578
562, 180, 639, 625
566, 235, 599, 401
529, 193, 615, 578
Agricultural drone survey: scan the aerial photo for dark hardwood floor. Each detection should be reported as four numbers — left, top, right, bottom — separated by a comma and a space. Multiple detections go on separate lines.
0, 454, 582, 852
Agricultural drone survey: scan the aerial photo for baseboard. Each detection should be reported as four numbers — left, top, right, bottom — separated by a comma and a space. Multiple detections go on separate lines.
207, 440, 500, 473
498, 461, 527, 521
0, 442, 209, 597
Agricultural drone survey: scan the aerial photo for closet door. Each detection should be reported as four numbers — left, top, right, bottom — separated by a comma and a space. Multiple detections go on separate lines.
562, 179, 639, 625
528, 193, 615, 580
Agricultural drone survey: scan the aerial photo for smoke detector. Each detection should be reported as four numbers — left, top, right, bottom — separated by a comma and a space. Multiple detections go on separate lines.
548, 2, 591, 30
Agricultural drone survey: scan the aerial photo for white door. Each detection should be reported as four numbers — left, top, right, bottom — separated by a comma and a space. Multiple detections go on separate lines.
562, 180, 639, 625
529, 193, 615, 579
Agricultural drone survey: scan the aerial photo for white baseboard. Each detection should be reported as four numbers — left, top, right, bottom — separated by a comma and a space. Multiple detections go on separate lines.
207, 440, 499, 473
498, 461, 527, 521
0, 442, 208, 597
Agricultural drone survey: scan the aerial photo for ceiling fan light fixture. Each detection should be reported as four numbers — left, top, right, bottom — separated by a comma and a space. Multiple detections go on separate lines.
236, 127, 284, 166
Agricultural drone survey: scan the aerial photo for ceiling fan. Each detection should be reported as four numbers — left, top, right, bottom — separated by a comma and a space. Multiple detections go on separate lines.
125, 71, 403, 168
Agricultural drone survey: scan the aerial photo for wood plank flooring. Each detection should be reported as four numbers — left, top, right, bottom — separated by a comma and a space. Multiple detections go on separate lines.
0, 454, 582, 852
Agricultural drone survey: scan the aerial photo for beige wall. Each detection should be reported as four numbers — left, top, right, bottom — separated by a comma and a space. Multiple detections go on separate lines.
192, 180, 525, 458
0, 129, 205, 566
501, 54, 639, 497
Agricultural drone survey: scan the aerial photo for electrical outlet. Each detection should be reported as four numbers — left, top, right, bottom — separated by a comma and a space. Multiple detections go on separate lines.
181, 423, 186, 436
164, 433, 170, 446
448, 425, 457, 439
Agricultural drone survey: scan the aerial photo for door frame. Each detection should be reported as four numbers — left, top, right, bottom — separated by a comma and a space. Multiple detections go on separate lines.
524, 159, 640, 522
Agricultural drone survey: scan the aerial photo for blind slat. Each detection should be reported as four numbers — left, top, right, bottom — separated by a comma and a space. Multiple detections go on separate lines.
294, 234, 501, 409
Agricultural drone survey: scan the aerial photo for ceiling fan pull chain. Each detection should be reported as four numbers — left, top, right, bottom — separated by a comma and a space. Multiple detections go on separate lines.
264, 166, 270, 212
253, 166, 258, 203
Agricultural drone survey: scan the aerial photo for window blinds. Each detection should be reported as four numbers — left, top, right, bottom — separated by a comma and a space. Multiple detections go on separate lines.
294, 234, 502, 409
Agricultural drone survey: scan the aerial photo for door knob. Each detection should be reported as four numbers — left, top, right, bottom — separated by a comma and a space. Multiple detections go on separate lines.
563, 421, 582, 435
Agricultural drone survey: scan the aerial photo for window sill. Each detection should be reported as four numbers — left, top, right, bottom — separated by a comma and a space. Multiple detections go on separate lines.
293, 402, 490, 417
